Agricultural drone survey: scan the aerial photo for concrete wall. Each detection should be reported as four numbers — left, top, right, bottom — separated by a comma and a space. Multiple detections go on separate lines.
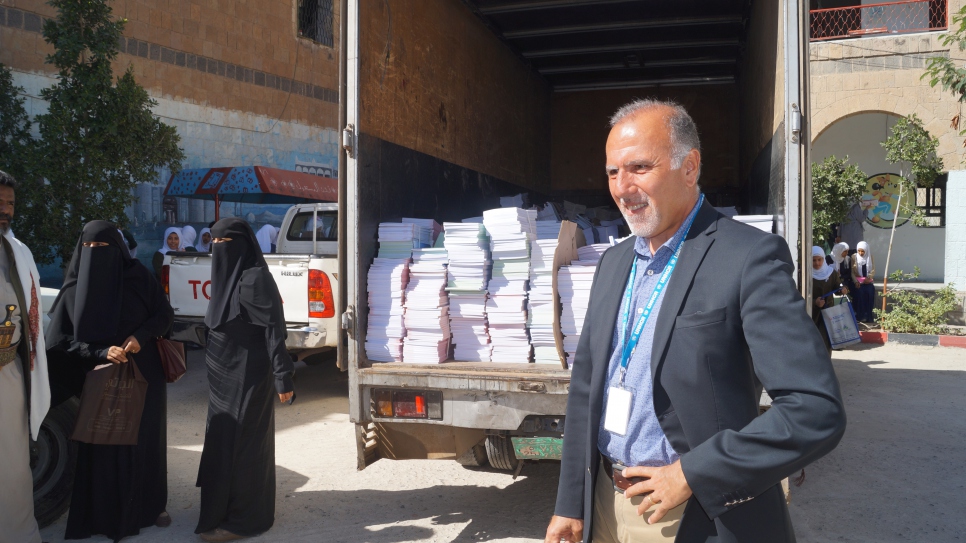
739, 0, 785, 184
549, 85, 740, 195
812, 111, 946, 281
359, 0, 551, 192
946, 171, 966, 290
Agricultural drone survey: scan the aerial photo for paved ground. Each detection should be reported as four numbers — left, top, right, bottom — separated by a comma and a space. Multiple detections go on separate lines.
40, 343, 966, 542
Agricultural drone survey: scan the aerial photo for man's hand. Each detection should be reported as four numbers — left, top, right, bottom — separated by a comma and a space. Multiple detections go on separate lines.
279, 391, 294, 404
623, 460, 692, 524
122, 336, 141, 353
544, 515, 583, 543
106, 346, 129, 364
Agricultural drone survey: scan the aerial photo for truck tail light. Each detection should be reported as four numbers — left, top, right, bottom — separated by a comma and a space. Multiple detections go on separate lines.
161, 264, 170, 298
370, 389, 443, 420
308, 269, 335, 318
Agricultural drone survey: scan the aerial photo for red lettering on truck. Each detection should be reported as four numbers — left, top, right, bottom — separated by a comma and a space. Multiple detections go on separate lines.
188, 280, 212, 300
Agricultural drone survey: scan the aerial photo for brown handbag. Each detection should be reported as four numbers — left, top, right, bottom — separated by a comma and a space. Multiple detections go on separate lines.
157, 337, 186, 383
72, 356, 148, 445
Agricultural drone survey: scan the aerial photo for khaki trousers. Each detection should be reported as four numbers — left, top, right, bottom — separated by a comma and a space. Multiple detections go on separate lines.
592, 462, 685, 543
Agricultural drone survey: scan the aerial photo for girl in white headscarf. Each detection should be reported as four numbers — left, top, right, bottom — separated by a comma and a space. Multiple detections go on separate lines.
255, 224, 279, 254
831, 241, 856, 296
811, 246, 847, 352
181, 225, 198, 252
851, 241, 876, 322
153, 227, 183, 279
197, 227, 212, 253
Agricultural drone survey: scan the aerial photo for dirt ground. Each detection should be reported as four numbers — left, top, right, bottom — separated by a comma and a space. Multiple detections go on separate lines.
40, 343, 966, 542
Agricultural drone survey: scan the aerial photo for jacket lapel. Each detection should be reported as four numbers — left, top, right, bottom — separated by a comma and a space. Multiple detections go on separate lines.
589, 239, 634, 412
650, 201, 719, 381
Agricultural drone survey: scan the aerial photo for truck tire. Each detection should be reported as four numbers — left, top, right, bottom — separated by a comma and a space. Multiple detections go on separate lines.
455, 442, 488, 468
32, 398, 78, 528
485, 435, 519, 471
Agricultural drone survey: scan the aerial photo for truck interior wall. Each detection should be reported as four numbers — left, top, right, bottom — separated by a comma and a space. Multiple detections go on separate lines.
358, 0, 551, 191
549, 85, 741, 207
739, 0, 787, 216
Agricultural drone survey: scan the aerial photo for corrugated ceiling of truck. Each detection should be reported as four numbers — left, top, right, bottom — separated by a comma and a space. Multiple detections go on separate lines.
462, 0, 750, 91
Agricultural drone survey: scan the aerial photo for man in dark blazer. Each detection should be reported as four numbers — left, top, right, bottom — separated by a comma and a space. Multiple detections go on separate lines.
545, 101, 846, 543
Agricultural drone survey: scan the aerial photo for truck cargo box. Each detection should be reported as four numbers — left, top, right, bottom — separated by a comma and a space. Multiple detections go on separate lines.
341, 0, 812, 468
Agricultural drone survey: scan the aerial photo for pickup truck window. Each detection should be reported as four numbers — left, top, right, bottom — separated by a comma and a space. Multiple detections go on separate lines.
286, 211, 338, 242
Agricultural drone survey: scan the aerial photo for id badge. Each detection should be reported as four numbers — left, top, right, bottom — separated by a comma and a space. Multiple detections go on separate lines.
604, 386, 633, 436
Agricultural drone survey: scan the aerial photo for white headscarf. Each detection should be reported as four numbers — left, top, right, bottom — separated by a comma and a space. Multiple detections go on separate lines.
181, 225, 197, 250
255, 224, 279, 254
158, 227, 183, 255
811, 246, 834, 281
855, 241, 872, 268
831, 242, 849, 266
197, 227, 212, 252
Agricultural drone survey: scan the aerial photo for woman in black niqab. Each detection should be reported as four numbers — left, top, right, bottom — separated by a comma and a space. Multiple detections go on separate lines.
46, 221, 174, 542
196, 218, 294, 542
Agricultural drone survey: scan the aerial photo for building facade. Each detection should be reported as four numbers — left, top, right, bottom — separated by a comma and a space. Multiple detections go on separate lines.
1, 0, 340, 281
809, 0, 964, 284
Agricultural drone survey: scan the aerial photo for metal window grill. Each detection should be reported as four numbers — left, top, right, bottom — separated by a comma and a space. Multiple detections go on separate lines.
298, 0, 334, 47
916, 174, 946, 227
810, 0, 946, 41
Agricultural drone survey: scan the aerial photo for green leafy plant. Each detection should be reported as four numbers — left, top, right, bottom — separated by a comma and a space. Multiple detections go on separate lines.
811, 155, 867, 247
923, 5, 966, 139
25, 0, 185, 265
878, 115, 942, 312
874, 268, 957, 334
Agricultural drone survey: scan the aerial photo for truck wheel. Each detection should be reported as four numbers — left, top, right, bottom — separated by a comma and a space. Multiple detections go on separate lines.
485, 435, 519, 471
455, 442, 488, 468
32, 398, 78, 528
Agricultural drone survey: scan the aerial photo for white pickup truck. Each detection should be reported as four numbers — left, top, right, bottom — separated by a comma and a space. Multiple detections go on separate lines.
162, 202, 340, 359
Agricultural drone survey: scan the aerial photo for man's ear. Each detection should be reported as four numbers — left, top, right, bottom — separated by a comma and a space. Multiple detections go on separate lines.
684, 149, 701, 185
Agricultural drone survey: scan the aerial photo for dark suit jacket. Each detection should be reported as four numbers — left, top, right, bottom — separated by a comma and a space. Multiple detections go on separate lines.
555, 201, 846, 542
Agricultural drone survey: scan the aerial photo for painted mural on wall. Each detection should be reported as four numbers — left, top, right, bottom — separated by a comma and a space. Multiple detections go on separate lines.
859, 173, 914, 229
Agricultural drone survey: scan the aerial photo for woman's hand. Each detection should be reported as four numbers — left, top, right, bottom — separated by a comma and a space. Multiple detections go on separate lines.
279, 391, 294, 404
122, 336, 141, 353
864, 277, 874, 285
815, 297, 826, 308
841, 286, 849, 295
106, 346, 129, 364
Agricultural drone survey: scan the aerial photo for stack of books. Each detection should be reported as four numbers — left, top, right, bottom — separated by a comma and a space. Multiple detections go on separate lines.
528, 237, 559, 364
483, 207, 534, 362
402, 248, 451, 363
559, 244, 609, 368
444, 221, 493, 361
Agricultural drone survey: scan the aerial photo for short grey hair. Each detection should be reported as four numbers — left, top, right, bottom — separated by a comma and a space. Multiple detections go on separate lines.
610, 99, 701, 172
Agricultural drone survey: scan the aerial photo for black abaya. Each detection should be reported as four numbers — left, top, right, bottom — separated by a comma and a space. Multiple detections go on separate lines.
196, 218, 293, 537
46, 222, 173, 542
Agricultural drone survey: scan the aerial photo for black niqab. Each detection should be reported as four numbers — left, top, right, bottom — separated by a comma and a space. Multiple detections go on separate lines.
48, 220, 133, 345
205, 218, 284, 332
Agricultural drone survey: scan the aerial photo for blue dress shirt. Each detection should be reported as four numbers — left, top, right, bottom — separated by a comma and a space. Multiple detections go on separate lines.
598, 199, 702, 467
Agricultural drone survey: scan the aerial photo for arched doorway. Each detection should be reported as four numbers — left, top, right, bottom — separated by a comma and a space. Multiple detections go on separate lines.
811, 112, 946, 282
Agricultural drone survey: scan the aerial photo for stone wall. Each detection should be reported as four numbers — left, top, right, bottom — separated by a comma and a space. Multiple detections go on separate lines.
809, 0, 966, 169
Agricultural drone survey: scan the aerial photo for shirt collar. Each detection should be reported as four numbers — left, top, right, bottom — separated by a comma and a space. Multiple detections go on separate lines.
633, 196, 703, 259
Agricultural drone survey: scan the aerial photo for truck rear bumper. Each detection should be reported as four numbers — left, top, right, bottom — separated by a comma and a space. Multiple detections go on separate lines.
172, 318, 328, 350
357, 363, 571, 430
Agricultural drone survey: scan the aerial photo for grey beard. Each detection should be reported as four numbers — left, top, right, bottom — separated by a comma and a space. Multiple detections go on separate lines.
0, 224, 9, 236
621, 207, 661, 238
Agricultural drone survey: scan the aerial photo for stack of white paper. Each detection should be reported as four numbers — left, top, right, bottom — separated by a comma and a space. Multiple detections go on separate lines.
558, 260, 597, 368
402, 248, 451, 363
402, 217, 442, 245
377, 222, 430, 259
365, 257, 410, 362
529, 238, 559, 364
576, 243, 610, 263
444, 221, 493, 361
483, 207, 534, 362
536, 220, 561, 240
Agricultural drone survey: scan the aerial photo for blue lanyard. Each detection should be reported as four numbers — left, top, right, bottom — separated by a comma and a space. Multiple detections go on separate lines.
617, 195, 704, 388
